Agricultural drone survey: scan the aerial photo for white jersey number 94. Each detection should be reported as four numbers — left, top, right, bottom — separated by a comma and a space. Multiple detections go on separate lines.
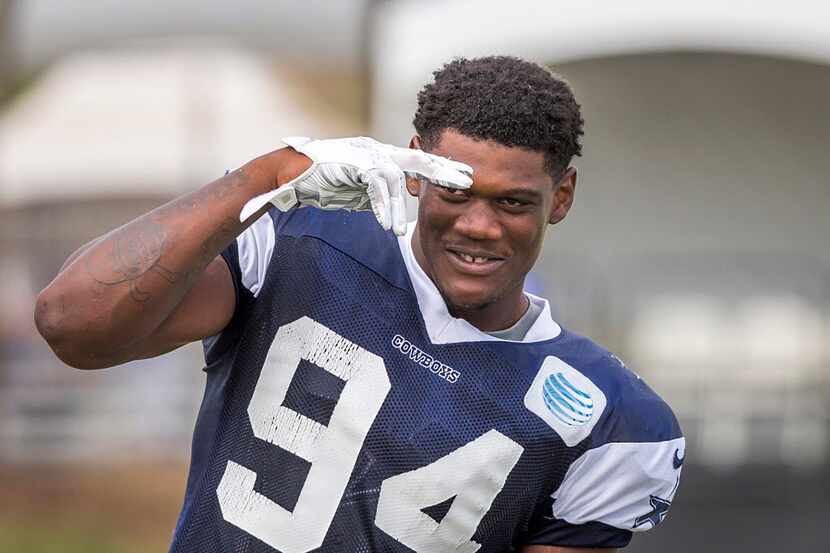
217, 316, 524, 553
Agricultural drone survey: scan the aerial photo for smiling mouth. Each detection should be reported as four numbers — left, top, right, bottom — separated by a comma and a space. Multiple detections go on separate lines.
446, 249, 505, 275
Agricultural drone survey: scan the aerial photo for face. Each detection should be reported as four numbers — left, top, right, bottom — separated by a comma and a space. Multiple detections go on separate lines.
409, 129, 576, 331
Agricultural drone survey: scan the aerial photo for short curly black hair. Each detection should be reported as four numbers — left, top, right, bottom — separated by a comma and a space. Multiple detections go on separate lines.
413, 56, 584, 180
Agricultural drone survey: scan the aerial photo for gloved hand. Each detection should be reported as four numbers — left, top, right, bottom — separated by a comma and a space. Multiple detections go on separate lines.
239, 136, 473, 236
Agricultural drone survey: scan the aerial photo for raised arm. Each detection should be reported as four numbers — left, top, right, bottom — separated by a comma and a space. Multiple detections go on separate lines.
34, 137, 472, 370
34, 147, 311, 369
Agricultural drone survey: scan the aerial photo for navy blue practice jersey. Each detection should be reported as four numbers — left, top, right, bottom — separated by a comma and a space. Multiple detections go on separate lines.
169, 208, 684, 553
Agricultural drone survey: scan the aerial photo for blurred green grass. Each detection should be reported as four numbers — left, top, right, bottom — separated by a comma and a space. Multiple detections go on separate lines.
0, 463, 186, 553
0, 520, 148, 553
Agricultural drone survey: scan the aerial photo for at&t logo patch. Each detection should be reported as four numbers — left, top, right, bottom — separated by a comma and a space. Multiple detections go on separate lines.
543, 371, 594, 426
524, 356, 606, 446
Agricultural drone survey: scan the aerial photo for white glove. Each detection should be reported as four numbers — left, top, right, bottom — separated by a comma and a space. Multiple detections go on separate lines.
239, 136, 473, 236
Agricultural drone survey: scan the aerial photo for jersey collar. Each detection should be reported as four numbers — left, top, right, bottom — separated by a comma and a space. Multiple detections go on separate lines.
397, 222, 562, 344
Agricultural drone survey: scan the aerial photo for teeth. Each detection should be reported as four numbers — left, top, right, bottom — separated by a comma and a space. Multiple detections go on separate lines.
458, 253, 489, 264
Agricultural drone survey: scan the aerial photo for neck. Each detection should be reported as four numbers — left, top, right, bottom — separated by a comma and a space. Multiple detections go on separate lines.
447, 289, 530, 332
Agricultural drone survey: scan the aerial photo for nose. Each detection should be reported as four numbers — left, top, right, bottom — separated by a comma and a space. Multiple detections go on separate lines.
453, 199, 502, 241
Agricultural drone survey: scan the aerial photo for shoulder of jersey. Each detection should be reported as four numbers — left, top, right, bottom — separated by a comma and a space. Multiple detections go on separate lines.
269, 206, 410, 290
522, 329, 683, 448
537, 332, 686, 536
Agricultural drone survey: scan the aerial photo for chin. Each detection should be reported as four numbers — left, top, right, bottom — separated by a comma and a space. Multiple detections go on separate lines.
446, 296, 494, 313
438, 282, 500, 313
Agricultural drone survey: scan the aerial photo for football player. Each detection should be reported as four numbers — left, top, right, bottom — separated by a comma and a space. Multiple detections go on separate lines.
35, 56, 684, 552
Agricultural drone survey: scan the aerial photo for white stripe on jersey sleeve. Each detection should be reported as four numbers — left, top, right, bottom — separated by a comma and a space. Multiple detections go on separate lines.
236, 212, 276, 297
552, 437, 685, 532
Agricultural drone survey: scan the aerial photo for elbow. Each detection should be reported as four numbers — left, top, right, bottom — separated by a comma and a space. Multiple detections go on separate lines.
34, 288, 68, 350
58, 355, 115, 371
34, 288, 109, 370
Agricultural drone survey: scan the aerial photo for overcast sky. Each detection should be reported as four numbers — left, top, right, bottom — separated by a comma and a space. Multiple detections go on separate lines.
11, 0, 371, 70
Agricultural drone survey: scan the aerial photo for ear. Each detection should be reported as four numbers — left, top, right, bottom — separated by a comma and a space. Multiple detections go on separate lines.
406, 135, 424, 197
549, 167, 577, 225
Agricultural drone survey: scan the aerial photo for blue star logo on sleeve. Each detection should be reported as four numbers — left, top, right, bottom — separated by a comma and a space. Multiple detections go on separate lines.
633, 495, 672, 529
673, 448, 685, 469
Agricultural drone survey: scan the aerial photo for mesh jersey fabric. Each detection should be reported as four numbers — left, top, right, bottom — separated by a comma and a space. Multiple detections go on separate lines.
169, 207, 683, 553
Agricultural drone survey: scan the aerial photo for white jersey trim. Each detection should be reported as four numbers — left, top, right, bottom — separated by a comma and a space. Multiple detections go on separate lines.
236, 211, 276, 298
397, 222, 562, 345
552, 437, 685, 532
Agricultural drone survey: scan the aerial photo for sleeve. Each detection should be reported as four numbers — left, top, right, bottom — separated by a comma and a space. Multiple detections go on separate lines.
222, 210, 277, 299
203, 211, 277, 363
526, 363, 685, 549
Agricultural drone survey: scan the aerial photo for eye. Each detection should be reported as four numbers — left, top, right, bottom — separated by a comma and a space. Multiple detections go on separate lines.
435, 184, 469, 200
440, 184, 465, 195
498, 197, 528, 208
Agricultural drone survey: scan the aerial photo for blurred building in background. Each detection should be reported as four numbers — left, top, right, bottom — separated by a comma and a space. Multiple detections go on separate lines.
1, 1, 828, 552
0, 42, 364, 460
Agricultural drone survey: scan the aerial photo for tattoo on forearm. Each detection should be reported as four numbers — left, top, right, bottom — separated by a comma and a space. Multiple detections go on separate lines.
85, 220, 182, 302
200, 217, 238, 260
80, 168, 252, 304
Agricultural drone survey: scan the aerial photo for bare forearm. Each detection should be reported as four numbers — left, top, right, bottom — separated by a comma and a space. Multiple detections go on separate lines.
35, 149, 301, 367
59, 237, 102, 273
